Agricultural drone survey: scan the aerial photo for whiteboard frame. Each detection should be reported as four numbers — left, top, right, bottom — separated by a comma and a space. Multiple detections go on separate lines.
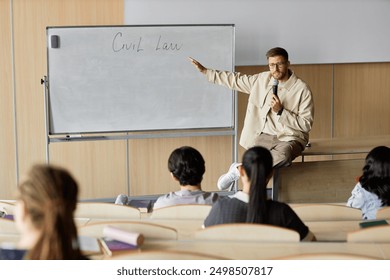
44, 24, 238, 168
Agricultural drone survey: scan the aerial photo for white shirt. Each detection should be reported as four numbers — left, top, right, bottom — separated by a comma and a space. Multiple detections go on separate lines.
346, 182, 383, 220
153, 189, 218, 210
229, 191, 249, 203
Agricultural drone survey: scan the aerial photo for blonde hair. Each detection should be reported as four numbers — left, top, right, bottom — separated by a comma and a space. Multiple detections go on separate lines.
18, 164, 83, 259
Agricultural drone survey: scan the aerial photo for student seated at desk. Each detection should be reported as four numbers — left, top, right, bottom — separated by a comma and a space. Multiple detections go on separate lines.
204, 146, 315, 241
152, 146, 218, 210
0, 164, 87, 260
346, 146, 390, 220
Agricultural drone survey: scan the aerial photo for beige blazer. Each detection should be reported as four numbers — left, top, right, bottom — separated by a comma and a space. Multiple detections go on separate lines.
206, 69, 314, 149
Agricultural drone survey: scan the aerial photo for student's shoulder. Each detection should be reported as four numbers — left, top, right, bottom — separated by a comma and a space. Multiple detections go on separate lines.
267, 200, 293, 212
216, 195, 247, 208
153, 192, 177, 208
156, 191, 179, 200
0, 248, 26, 260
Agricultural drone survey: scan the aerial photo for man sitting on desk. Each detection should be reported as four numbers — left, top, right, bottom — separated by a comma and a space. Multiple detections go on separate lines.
190, 47, 314, 170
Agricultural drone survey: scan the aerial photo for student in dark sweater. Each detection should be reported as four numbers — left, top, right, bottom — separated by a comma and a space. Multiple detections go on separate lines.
204, 146, 315, 241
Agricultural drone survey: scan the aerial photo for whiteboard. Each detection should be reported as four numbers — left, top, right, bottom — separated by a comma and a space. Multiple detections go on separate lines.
46, 25, 235, 135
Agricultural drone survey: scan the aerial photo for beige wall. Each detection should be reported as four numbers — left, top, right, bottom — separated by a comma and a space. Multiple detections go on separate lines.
1, 0, 390, 200
0, 0, 18, 198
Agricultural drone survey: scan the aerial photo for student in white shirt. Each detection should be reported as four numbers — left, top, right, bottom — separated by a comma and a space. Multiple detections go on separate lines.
347, 146, 390, 219
152, 146, 218, 210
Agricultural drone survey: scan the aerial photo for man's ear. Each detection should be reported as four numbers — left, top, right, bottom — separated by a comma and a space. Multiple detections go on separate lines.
239, 165, 246, 177
170, 172, 179, 181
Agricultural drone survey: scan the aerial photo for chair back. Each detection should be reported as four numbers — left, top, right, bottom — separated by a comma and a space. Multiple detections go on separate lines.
291, 203, 362, 221
0, 218, 19, 234
376, 206, 390, 220
108, 250, 227, 260
78, 221, 178, 240
75, 202, 140, 219
150, 204, 212, 219
347, 225, 390, 243
276, 252, 380, 260
194, 223, 300, 242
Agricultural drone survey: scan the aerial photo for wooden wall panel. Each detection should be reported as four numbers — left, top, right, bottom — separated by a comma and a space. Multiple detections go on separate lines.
49, 140, 128, 199
128, 136, 233, 196
0, 0, 18, 199
334, 63, 390, 137
291, 64, 333, 140
12, 0, 125, 200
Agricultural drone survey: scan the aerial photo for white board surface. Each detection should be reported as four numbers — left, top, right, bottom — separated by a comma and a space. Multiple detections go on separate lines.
47, 25, 235, 134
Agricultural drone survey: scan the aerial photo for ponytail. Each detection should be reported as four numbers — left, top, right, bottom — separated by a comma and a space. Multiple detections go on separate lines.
243, 147, 273, 224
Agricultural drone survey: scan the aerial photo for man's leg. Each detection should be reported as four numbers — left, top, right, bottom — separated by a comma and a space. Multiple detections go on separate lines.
270, 139, 304, 168
249, 134, 304, 200
253, 133, 303, 167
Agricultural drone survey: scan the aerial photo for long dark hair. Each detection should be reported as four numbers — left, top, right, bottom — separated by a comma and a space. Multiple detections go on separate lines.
18, 164, 84, 259
360, 146, 390, 206
242, 146, 273, 223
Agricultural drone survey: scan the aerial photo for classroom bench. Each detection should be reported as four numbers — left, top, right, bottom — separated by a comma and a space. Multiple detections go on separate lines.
105, 239, 389, 260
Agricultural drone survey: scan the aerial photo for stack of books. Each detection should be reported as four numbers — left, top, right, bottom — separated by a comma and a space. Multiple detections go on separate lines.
80, 226, 144, 257
99, 226, 144, 256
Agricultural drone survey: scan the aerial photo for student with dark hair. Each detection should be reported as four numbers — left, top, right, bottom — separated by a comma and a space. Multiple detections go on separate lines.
204, 146, 315, 241
0, 164, 87, 260
152, 146, 218, 209
347, 146, 390, 219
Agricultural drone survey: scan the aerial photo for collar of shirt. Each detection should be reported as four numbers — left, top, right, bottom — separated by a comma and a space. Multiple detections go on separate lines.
281, 69, 296, 91
229, 191, 249, 203
267, 70, 296, 91
176, 189, 203, 196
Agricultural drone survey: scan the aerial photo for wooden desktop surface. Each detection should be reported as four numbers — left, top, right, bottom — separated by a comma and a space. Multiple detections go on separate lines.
82, 218, 377, 242
140, 218, 365, 242
104, 240, 388, 260
303, 135, 390, 156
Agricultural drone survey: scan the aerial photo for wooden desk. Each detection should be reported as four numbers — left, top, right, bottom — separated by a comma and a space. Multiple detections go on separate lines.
85, 218, 368, 242
306, 220, 361, 242
302, 135, 390, 157
82, 218, 389, 259
75, 218, 91, 227
83, 217, 205, 240
144, 218, 365, 242
0, 234, 19, 245
142, 218, 204, 240
104, 240, 389, 260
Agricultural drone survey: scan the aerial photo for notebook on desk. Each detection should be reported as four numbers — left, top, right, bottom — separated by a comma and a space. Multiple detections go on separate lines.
99, 237, 140, 256
359, 219, 388, 228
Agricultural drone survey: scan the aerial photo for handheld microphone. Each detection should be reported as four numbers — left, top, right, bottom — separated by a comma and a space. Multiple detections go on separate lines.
272, 79, 279, 96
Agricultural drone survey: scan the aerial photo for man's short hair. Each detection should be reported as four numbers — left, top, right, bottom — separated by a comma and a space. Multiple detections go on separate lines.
266, 47, 289, 61
168, 146, 205, 186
